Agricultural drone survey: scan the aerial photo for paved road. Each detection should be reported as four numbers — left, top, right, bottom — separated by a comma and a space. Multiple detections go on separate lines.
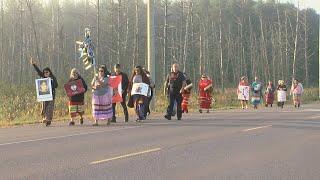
1, 104, 320, 180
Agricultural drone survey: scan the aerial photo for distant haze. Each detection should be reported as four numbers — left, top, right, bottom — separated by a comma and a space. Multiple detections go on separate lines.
280, 0, 320, 13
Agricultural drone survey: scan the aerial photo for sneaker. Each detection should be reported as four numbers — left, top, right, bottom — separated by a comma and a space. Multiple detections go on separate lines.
177, 118, 181, 120
164, 115, 171, 120
92, 123, 99, 126
69, 121, 75, 126
80, 118, 84, 125
199, 109, 202, 113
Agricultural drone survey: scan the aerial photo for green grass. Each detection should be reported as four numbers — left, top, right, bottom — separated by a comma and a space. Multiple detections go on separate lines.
0, 82, 319, 127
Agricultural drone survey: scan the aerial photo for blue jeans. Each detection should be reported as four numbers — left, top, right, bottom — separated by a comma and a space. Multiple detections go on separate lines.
132, 95, 146, 120
166, 93, 183, 119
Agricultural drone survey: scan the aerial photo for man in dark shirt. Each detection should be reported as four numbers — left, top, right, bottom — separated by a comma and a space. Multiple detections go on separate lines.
164, 63, 186, 120
111, 64, 129, 122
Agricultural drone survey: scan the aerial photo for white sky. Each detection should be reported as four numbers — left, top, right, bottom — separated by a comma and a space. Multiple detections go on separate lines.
281, 0, 320, 14
39, 0, 320, 14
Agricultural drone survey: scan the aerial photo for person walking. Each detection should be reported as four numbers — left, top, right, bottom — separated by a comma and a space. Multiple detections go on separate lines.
264, 81, 275, 107
251, 76, 263, 109
91, 65, 113, 125
237, 76, 249, 109
164, 63, 186, 120
277, 80, 287, 108
127, 66, 150, 122
67, 68, 88, 126
198, 74, 213, 113
290, 79, 303, 108
111, 64, 129, 123
30, 57, 58, 126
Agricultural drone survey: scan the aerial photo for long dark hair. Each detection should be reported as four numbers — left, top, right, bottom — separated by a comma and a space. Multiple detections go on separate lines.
129, 66, 150, 85
42, 67, 57, 79
99, 65, 111, 77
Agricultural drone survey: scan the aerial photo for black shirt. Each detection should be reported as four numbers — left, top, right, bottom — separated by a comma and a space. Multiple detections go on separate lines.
166, 71, 186, 94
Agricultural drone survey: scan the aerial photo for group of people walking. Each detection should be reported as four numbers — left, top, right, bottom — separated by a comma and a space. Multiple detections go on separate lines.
237, 76, 304, 110
30, 58, 156, 126
30, 58, 303, 127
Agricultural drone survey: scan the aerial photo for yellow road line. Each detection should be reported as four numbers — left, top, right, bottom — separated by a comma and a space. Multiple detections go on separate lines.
90, 148, 161, 165
242, 125, 272, 132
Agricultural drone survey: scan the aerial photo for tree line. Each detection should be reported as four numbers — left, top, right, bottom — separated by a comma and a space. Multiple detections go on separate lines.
0, 0, 319, 89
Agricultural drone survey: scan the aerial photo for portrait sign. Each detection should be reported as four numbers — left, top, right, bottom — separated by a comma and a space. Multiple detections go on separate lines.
131, 83, 149, 97
35, 78, 53, 102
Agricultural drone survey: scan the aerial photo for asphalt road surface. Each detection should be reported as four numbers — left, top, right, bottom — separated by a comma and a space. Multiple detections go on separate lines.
1, 103, 320, 180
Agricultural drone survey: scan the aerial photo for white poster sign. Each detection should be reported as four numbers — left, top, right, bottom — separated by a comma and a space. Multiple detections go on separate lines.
238, 85, 250, 100
35, 78, 53, 102
277, 90, 286, 102
131, 83, 149, 97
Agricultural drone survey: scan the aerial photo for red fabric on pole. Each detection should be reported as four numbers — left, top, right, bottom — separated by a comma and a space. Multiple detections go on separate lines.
109, 75, 123, 103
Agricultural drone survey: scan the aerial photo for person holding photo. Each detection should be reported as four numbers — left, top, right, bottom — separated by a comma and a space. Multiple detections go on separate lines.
237, 76, 249, 109
30, 57, 58, 126
67, 68, 88, 126
127, 66, 150, 122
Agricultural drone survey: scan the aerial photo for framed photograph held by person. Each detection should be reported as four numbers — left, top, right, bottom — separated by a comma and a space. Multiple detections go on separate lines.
35, 78, 53, 102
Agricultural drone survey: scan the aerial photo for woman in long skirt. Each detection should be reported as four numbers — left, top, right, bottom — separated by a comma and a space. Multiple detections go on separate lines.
67, 68, 88, 126
198, 75, 213, 113
128, 66, 150, 122
251, 76, 263, 109
290, 79, 303, 108
264, 81, 275, 107
30, 58, 58, 126
91, 66, 113, 125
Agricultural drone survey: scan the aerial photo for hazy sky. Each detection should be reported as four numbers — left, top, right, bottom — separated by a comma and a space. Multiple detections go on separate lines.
281, 0, 320, 13
39, 0, 320, 14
